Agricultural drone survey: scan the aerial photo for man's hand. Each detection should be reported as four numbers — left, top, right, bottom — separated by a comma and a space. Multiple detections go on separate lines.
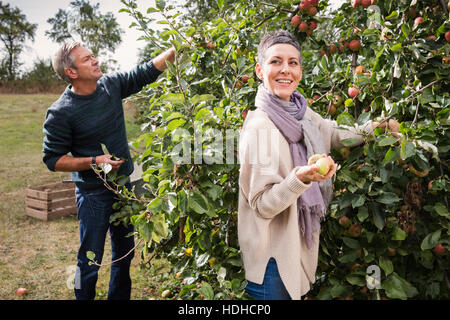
95, 154, 125, 173
295, 156, 338, 184
372, 119, 400, 138
152, 47, 176, 72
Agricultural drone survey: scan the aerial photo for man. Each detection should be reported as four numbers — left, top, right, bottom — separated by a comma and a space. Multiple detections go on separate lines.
42, 41, 175, 300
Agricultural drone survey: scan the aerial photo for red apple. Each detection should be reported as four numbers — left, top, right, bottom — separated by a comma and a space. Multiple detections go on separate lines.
434, 243, 445, 256
329, 43, 337, 54
414, 17, 424, 27
16, 288, 28, 296
351, 0, 361, 8
308, 6, 318, 16
299, 1, 311, 12
291, 15, 301, 28
241, 74, 249, 83
348, 87, 359, 98
445, 31, 450, 43
361, 0, 371, 7
349, 39, 361, 52
309, 21, 317, 30
339, 216, 351, 228
348, 224, 362, 238
298, 21, 309, 32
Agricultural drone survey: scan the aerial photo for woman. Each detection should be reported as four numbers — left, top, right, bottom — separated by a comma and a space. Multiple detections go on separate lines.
238, 30, 396, 300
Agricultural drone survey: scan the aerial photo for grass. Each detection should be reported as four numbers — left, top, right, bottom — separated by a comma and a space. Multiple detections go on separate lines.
0, 94, 170, 300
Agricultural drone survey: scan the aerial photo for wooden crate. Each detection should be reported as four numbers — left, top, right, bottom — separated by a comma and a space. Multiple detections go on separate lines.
25, 181, 77, 221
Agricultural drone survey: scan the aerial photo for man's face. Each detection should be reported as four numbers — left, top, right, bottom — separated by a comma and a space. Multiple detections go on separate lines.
66, 46, 103, 83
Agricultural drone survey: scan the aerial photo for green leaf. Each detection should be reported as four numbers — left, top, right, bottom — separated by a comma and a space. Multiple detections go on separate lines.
217, 0, 224, 10
434, 203, 449, 218
190, 94, 216, 105
197, 282, 214, 300
400, 139, 416, 160
341, 138, 360, 147
343, 237, 361, 249
357, 206, 369, 222
86, 251, 96, 261
351, 194, 365, 208
188, 192, 209, 214
382, 273, 418, 300
336, 112, 355, 126
382, 147, 399, 166
377, 136, 398, 146
390, 42, 402, 52
346, 274, 365, 286
420, 229, 441, 250
372, 210, 385, 231
162, 93, 185, 104
392, 227, 407, 241
379, 256, 394, 276
376, 192, 401, 204
167, 119, 186, 132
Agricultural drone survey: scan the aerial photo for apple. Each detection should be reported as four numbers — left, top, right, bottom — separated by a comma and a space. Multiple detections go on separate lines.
333, 94, 343, 106
16, 288, 28, 296
206, 42, 215, 50
408, 8, 417, 19
339, 216, 351, 228
387, 247, 396, 256
161, 289, 171, 298
348, 86, 359, 98
434, 243, 445, 256
299, 1, 311, 12
445, 31, 450, 43
338, 147, 350, 159
414, 17, 424, 27
309, 21, 317, 30
354, 65, 365, 74
348, 224, 362, 237
308, 154, 324, 166
361, 0, 371, 7
328, 43, 338, 54
291, 15, 301, 28
351, 0, 361, 8
310, 0, 319, 6
349, 39, 361, 52
327, 104, 337, 115
339, 44, 345, 52
235, 81, 242, 89
241, 74, 249, 83
298, 21, 309, 32
371, 0, 377, 4
308, 6, 318, 16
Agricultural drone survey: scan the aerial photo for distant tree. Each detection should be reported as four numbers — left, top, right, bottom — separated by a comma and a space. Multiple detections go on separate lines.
45, 0, 123, 72
0, 1, 37, 80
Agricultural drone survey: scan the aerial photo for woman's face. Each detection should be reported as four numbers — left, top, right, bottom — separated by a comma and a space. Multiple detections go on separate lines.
255, 43, 302, 101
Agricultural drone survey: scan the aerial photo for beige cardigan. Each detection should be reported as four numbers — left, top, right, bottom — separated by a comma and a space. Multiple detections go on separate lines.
238, 107, 373, 300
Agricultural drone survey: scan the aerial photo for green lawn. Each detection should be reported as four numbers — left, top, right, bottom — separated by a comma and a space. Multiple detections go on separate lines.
0, 94, 168, 300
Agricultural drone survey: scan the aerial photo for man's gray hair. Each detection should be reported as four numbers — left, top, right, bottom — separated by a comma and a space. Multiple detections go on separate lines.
257, 30, 302, 66
52, 41, 81, 83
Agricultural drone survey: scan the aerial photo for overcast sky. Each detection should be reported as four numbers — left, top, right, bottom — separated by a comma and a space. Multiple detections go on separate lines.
4, 0, 344, 74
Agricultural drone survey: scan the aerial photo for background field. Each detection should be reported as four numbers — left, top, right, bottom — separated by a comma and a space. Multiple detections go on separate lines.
0, 94, 171, 300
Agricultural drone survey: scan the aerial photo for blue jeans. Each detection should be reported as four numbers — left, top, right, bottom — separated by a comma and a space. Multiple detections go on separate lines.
74, 185, 134, 300
245, 258, 291, 300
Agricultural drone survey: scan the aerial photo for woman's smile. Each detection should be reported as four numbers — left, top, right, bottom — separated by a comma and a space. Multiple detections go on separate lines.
256, 43, 302, 101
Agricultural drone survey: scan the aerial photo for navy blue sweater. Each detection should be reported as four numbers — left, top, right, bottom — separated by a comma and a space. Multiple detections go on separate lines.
42, 60, 162, 189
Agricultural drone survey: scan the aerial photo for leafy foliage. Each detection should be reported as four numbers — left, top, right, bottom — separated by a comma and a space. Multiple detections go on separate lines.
0, 1, 37, 80
108, 0, 449, 300
45, 0, 123, 72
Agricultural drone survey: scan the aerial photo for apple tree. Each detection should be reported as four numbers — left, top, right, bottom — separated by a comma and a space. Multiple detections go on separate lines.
102, 0, 448, 300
